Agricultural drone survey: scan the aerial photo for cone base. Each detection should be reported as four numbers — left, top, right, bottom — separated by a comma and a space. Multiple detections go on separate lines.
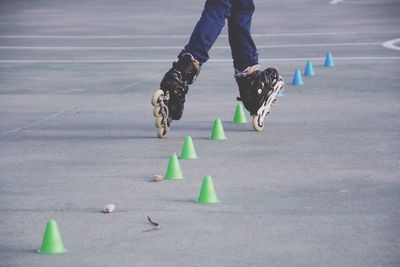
196, 200, 219, 204
164, 176, 184, 180
179, 155, 198, 160
38, 248, 66, 254
210, 137, 227, 140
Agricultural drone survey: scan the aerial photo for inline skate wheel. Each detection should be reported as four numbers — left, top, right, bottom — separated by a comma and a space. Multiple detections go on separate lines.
252, 115, 264, 131
155, 116, 163, 128
151, 89, 164, 106
157, 127, 168, 138
153, 105, 161, 117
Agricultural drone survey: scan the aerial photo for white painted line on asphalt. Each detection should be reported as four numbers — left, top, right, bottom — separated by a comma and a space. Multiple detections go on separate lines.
0, 56, 399, 64
0, 76, 154, 138
0, 42, 381, 50
382, 38, 400, 51
0, 46, 187, 50
0, 31, 397, 39
236, 56, 400, 61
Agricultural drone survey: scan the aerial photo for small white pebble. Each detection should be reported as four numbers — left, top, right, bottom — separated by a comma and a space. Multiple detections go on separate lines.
103, 204, 115, 213
153, 174, 163, 182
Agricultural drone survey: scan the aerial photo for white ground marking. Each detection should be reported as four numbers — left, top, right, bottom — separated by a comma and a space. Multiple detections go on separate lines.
0, 35, 398, 136
0, 42, 381, 50
0, 76, 154, 138
0, 31, 396, 39
0, 56, 399, 64
382, 38, 400, 51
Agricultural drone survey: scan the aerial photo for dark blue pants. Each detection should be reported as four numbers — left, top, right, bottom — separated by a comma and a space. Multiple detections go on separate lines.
179, 0, 258, 73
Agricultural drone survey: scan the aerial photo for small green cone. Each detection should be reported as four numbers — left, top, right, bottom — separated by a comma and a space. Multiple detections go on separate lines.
233, 103, 248, 124
210, 118, 227, 140
179, 136, 198, 160
38, 219, 66, 254
197, 175, 219, 204
164, 153, 184, 180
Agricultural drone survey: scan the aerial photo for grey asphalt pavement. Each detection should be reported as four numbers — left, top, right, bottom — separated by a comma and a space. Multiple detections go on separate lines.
0, 0, 400, 266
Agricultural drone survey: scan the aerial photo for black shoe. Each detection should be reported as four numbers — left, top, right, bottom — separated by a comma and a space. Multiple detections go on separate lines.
160, 53, 200, 120
235, 65, 284, 131
151, 53, 200, 137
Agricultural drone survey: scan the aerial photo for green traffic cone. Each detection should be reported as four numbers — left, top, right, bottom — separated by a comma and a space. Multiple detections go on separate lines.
210, 118, 227, 140
165, 153, 184, 180
38, 219, 66, 254
197, 175, 219, 204
179, 136, 198, 160
233, 103, 247, 124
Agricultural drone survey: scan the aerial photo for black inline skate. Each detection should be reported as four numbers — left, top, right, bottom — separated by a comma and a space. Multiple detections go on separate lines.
235, 65, 284, 131
151, 53, 201, 137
